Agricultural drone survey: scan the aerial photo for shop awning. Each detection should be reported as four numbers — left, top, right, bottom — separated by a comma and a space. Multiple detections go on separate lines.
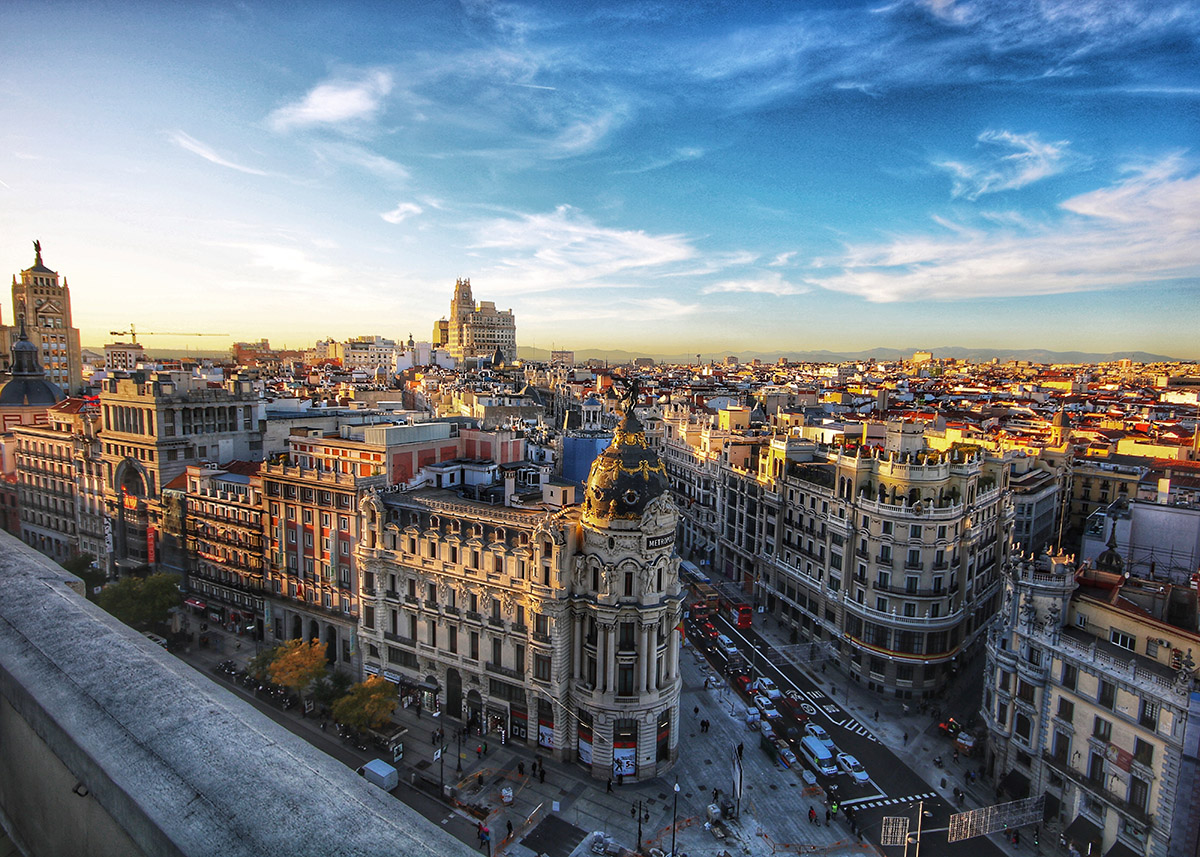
1063, 815, 1104, 856
1042, 791, 1061, 823
1104, 840, 1142, 857
418, 680, 441, 692
184, 598, 207, 610
999, 768, 1031, 799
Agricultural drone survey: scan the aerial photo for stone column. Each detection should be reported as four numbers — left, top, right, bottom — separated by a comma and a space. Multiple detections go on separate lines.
640, 624, 652, 692
605, 623, 617, 694
572, 613, 583, 679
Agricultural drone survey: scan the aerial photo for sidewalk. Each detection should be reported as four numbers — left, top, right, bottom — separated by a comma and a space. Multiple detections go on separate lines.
750, 614, 1056, 856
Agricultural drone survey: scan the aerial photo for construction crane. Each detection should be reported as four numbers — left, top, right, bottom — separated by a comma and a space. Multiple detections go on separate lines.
108, 324, 228, 345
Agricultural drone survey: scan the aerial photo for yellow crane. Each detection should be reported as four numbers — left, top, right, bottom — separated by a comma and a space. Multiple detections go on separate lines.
108, 324, 228, 345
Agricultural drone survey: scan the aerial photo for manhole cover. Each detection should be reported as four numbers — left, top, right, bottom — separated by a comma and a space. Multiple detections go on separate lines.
415, 760, 431, 770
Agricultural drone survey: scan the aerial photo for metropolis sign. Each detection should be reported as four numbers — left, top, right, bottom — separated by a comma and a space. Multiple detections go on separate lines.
646, 533, 675, 550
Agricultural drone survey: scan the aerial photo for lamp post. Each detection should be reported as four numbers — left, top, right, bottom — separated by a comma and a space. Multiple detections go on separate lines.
631, 799, 650, 854
670, 781, 680, 857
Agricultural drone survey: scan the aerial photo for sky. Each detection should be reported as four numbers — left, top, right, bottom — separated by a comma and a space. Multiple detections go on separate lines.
1, 0, 1198, 358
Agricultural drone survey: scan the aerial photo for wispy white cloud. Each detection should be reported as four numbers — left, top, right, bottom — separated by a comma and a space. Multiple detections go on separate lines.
702, 272, 810, 296
935, 130, 1082, 199
471, 205, 696, 293
614, 147, 704, 174
169, 131, 267, 175
769, 251, 797, 266
313, 141, 409, 180
236, 243, 337, 285
381, 202, 423, 224
269, 70, 393, 132
813, 154, 1200, 301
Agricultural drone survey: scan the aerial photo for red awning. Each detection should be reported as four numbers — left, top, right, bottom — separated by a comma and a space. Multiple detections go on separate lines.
184, 598, 207, 610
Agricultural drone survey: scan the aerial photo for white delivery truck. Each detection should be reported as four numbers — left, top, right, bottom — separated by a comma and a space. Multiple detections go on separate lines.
357, 758, 399, 791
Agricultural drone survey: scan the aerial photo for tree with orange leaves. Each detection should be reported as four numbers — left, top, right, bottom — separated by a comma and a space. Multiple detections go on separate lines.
267, 638, 328, 699
331, 676, 398, 732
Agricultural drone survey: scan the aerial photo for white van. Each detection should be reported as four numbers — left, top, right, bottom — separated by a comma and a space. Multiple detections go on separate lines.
798, 735, 838, 777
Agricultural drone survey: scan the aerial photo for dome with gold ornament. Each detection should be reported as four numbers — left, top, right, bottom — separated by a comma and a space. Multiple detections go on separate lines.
582, 403, 667, 524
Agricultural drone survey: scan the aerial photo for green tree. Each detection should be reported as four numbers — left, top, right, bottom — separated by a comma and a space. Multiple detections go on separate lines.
267, 639, 328, 698
96, 573, 182, 627
61, 553, 105, 599
331, 676, 398, 732
311, 669, 354, 709
246, 644, 283, 682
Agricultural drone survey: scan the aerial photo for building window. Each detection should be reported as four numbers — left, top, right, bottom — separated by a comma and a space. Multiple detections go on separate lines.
617, 665, 635, 696
1093, 716, 1112, 742
1014, 712, 1032, 743
447, 625, 457, 654
1139, 700, 1159, 731
1056, 698, 1074, 723
1110, 629, 1136, 652
1061, 662, 1078, 691
1129, 776, 1149, 813
534, 654, 551, 681
469, 631, 479, 660
535, 614, 549, 637
1098, 679, 1116, 710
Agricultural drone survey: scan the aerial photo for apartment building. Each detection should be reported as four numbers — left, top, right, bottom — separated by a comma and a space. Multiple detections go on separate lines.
660, 411, 1012, 697
983, 553, 1200, 857
355, 407, 683, 779
184, 462, 267, 637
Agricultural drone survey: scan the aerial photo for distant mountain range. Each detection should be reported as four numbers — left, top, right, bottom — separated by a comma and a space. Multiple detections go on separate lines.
518, 346, 1191, 365
84, 344, 1191, 365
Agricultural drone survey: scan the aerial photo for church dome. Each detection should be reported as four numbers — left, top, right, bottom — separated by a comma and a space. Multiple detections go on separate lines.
582, 409, 668, 524
0, 318, 64, 406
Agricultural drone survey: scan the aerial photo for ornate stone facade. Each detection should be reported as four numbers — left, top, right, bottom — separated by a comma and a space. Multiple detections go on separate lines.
355, 403, 682, 779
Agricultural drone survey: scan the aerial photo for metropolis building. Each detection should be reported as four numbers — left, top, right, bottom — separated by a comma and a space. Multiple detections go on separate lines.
355, 403, 683, 779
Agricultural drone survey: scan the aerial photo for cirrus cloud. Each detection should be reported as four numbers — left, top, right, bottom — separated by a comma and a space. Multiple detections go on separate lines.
381, 202, 423, 224
813, 154, 1200, 302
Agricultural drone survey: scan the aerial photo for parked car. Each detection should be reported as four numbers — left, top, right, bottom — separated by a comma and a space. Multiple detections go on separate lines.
755, 696, 782, 721
755, 676, 783, 700
735, 674, 757, 697
776, 696, 808, 723
837, 752, 870, 784
805, 722, 835, 749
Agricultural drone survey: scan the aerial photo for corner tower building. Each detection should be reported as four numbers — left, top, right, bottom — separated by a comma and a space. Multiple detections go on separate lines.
354, 394, 681, 780
573, 403, 683, 779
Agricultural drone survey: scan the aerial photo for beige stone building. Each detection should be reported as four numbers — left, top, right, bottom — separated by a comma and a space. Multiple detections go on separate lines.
438, 278, 517, 364
984, 553, 1200, 857
356, 406, 683, 779
9, 241, 83, 393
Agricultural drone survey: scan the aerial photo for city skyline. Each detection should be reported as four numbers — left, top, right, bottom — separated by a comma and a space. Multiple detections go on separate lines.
2, 1, 1198, 357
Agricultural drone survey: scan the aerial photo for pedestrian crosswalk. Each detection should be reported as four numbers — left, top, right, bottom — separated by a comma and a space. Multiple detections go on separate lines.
840, 791, 937, 810
836, 718, 879, 742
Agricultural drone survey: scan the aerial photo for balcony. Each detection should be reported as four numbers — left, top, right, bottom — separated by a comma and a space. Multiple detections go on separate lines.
464, 610, 482, 623
1041, 752, 1153, 826
383, 589, 399, 601
485, 662, 523, 680
383, 631, 416, 647
443, 605, 459, 616
533, 631, 551, 644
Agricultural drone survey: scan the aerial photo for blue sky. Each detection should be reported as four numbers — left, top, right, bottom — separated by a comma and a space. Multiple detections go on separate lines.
2, 0, 1198, 357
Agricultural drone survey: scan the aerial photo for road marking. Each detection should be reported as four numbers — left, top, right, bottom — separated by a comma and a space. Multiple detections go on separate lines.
841, 791, 937, 810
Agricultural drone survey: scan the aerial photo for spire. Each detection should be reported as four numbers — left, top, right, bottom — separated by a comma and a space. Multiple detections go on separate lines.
33, 239, 42, 267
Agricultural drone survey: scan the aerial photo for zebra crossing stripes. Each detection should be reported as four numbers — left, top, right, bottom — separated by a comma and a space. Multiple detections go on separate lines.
839, 719, 879, 742
840, 792, 937, 810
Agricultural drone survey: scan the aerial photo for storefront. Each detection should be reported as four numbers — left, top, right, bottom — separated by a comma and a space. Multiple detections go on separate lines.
510, 702, 528, 742
613, 719, 637, 777
577, 709, 594, 766
537, 698, 554, 749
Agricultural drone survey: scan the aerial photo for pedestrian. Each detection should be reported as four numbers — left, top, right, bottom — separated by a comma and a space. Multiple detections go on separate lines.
809, 807, 818, 825
825, 809, 831, 826
903, 731, 908, 745
518, 761, 525, 776
484, 741, 489, 754
539, 766, 545, 784
737, 742, 744, 759
607, 778, 613, 793
618, 772, 624, 787
477, 745, 483, 759
694, 705, 699, 717
506, 820, 513, 840
713, 787, 719, 802
953, 748, 959, 763
873, 710, 878, 721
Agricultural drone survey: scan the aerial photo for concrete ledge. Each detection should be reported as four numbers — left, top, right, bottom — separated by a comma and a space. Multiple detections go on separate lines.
0, 531, 477, 857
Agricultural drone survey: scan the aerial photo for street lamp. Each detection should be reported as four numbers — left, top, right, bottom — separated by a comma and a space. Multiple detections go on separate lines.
631, 799, 650, 854
670, 781, 680, 857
